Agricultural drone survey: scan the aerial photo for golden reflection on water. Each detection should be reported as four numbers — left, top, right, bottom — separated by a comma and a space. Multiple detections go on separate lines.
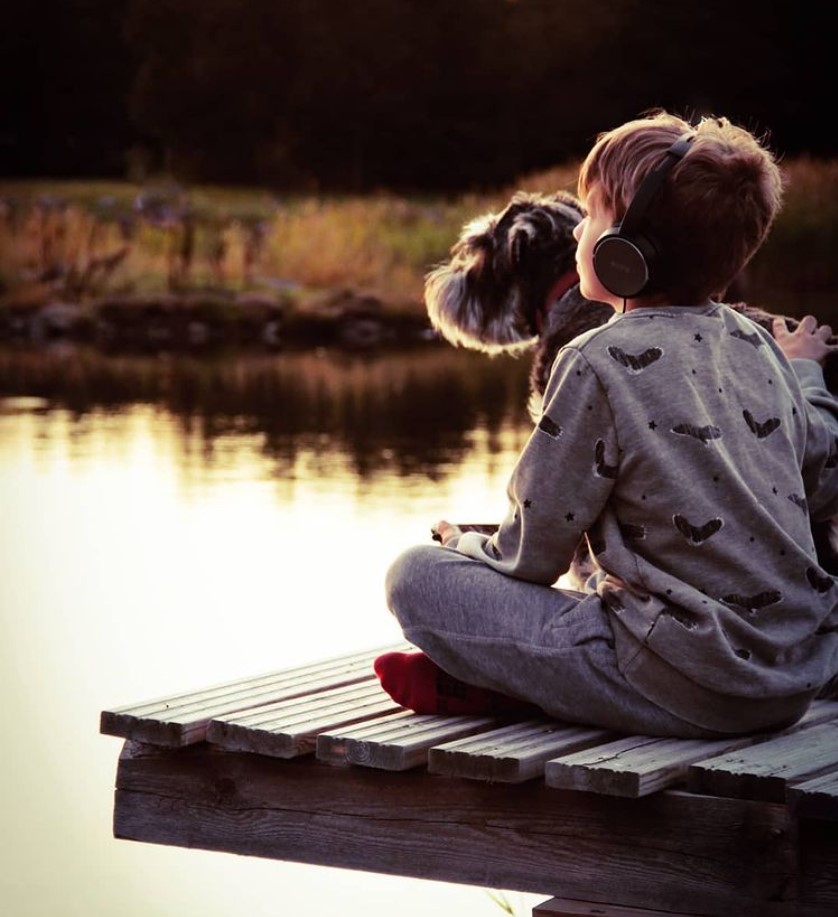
0, 345, 542, 917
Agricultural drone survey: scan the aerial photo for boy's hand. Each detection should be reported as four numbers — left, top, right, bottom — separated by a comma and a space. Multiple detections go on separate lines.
773, 315, 838, 366
431, 520, 462, 546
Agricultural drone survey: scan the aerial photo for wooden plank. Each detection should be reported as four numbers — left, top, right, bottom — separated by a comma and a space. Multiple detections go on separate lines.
427, 719, 614, 783
317, 711, 500, 770
544, 734, 749, 798
99, 642, 409, 746
111, 741, 837, 916
316, 709, 420, 764
688, 720, 838, 803
788, 768, 838, 820
544, 701, 838, 799
206, 681, 403, 758
533, 896, 698, 916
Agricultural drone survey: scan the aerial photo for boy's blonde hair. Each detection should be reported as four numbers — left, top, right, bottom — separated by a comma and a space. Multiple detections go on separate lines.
577, 110, 784, 303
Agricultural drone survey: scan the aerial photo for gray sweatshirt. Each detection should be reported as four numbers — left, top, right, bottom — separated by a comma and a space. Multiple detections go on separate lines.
453, 302, 838, 732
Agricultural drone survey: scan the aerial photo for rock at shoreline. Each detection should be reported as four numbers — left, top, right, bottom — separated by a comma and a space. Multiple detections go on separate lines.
0, 289, 435, 351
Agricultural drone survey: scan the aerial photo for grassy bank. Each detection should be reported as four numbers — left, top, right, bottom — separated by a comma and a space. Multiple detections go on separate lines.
1, 157, 835, 327
0, 179, 513, 316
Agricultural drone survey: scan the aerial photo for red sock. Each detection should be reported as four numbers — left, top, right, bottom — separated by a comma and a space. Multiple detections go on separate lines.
373, 651, 540, 716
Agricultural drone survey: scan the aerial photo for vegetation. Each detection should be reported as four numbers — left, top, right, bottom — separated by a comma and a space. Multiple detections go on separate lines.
0, 155, 836, 342
753, 157, 838, 312
0, 176, 548, 313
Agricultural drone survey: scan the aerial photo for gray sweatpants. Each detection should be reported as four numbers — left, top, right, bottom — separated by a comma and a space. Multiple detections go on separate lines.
385, 544, 726, 738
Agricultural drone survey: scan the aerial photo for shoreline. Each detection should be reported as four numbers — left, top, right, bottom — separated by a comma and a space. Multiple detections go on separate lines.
0, 288, 436, 353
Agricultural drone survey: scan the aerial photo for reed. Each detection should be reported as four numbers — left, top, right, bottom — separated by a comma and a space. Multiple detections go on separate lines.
1, 157, 836, 322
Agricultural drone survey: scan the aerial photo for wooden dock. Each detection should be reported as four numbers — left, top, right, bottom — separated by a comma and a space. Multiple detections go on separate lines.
100, 643, 838, 917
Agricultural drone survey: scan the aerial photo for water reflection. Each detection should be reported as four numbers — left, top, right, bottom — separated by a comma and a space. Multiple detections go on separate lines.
0, 342, 532, 487
0, 342, 543, 917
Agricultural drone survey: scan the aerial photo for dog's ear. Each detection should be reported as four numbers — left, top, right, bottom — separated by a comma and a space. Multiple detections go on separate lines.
506, 191, 583, 273
511, 226, 530, 270
550, 190, 586, 221
495, 190, 584, 251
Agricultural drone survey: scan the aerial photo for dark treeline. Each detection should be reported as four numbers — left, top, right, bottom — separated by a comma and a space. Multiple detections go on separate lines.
2, 1, 832, 193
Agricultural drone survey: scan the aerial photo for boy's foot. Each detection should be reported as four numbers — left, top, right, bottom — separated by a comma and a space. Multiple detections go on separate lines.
373, 650, 540, 716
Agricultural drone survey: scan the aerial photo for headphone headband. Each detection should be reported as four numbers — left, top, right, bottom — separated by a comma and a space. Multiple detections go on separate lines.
592, 130, 696, 299
619, 132, 696, 236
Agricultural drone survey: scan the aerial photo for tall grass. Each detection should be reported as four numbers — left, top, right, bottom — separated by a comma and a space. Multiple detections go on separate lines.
1, 156, 836, 320
263, 195, 480, 305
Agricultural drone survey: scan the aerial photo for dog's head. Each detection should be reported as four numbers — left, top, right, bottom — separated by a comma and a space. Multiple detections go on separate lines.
425, 190, 585, 354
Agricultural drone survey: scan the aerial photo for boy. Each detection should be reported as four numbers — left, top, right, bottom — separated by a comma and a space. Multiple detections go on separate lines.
375, 110, 838, 737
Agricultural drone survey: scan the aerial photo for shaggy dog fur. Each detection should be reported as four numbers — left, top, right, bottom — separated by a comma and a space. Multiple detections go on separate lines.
425, 190, 838, 578
425, 191, 611, 419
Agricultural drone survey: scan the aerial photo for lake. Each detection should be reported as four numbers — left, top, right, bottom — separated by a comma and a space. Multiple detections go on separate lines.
0, 341, 545, 917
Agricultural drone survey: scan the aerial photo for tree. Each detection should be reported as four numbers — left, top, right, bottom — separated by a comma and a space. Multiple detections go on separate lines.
3, 0, 834, 190
1, 0, 138, 177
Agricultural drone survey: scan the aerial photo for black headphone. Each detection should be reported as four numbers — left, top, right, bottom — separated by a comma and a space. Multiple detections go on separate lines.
592, 131, 696, 299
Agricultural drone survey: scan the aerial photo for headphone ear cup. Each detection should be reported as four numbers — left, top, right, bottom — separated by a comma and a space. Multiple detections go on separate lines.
593, 228, 657, 299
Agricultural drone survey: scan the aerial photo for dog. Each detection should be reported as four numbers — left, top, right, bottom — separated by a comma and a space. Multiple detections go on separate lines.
425, 190, 613, 420
425, 190, 838, 579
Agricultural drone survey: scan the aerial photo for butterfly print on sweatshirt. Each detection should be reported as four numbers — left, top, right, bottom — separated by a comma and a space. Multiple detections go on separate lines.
538, 415, 562, 438
594, 439, 618, 478
662, 607, 700, 630
743, 409, 781, 439
806, 566, 834, 593
788, 493, 807, 512
619, 521, 647, 540
671, 423, 722, 445
607, 345, 663, 373
721, 590, 782, 614
730, 328, 764, 348
673, 514, 723, 545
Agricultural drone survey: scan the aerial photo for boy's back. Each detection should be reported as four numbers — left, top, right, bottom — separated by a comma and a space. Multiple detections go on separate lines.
550, 302, 838, 731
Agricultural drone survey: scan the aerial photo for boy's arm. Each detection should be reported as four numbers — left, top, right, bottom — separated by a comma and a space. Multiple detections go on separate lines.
792, 358, 838, 520
447, 347, 617, 585
773, 316, 838, 519
773, 314, 837, 434
791, 358, 838, 436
